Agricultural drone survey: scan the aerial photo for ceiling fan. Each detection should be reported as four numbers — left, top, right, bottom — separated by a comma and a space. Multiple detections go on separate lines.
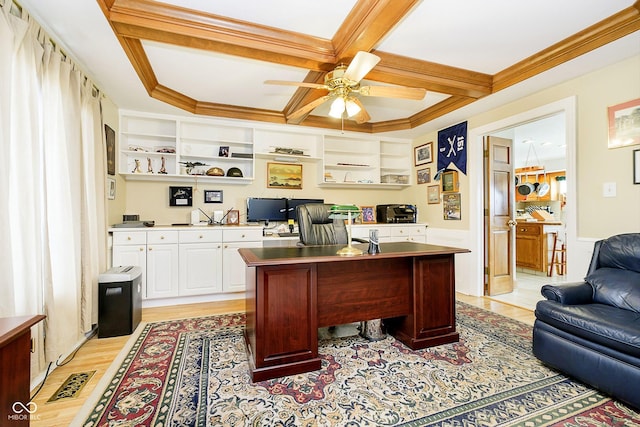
265, 51, 427, 124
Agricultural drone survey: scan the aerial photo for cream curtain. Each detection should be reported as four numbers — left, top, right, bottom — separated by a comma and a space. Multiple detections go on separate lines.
0, 0, 107, 376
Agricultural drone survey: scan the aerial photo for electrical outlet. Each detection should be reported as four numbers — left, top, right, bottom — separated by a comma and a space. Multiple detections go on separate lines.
603, 182, 616, 197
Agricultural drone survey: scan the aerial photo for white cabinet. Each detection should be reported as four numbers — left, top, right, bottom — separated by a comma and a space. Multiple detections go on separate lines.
222, 228, 263, 293
112, 231, 147, 297
178, 229, 223, 296
146, 231, 179, 299
351, 224, 427, 243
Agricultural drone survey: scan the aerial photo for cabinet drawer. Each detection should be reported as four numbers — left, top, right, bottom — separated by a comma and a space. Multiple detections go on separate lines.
390, 225, 426, 237
223, 228, 263, 242
147, 230, 178, 244
351, 226, 391, 240
113, 231, 147, 245
516, 224, 542, 236
179, 229, 222, 243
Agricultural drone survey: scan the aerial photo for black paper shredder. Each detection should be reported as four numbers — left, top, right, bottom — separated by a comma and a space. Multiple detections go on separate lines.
98, 266, 142, 338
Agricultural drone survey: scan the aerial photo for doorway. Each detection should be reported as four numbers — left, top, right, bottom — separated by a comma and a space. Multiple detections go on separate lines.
465, 97, 578, 305
487, 113, 569, 309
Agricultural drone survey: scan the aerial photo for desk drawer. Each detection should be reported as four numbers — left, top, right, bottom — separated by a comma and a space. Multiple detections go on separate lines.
147, 230, 178, 244
112, 231, 146, 245
223, 228, 263, 242
179, 229, 222, 243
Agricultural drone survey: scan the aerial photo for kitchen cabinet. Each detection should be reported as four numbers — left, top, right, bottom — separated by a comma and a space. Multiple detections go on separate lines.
515, 222, 561, 272
178, 229, 223, 296
222, 228, 263, 293
351, 224, 427, 243
112, 231, 148, 297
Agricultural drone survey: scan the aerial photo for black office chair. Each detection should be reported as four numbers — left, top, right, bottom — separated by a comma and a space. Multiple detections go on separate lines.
295, 203, 384, 340
296, 203, 366, 246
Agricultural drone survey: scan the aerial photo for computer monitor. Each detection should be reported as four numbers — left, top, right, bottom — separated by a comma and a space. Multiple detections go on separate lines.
286, 198, 324, 222
246, 198, 287, 223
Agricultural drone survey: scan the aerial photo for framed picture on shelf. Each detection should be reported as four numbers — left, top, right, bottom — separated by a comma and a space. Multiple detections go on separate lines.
608, 98, 640, 148
267, 162, 302, 189
107, 177, 116, 200
427, 185, 440, 204
414, 142, 433, 166
226, 209, 240, 225
219, 146, 230, 157
204, 190, 223, 203
169, 186, 193, 207
417, 167, 431, 184
360, 206, 376, 223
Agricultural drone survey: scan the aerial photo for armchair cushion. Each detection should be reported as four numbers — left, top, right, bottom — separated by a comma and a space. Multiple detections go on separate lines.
535, 300, 640, 358
540, 282, 593, 305
595, 233, 640, 273
586, 268, 640, 313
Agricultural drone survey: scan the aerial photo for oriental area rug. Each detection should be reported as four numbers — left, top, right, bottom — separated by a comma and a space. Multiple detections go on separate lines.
72, 302, 638, 426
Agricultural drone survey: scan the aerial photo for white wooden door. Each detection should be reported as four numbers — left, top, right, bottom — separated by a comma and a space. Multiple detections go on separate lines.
112, 245, 147, 298
179, 243, 223, 296
146, 244, 179, 299
223, 241, 262, 293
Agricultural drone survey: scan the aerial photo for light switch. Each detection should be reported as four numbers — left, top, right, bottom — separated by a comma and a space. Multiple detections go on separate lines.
603, 182, 616, 197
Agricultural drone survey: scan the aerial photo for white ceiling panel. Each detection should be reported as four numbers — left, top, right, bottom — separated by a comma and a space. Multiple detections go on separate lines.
144, 41, 310, 110
378, 0, 636, 73
158, 0, 357, 38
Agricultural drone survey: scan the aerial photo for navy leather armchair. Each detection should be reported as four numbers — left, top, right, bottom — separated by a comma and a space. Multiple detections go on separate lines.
533, 233, 640, 409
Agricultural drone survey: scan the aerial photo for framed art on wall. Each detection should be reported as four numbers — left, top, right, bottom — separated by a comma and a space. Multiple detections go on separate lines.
443, 193, 461, 220
417, 167, 431, 184
169, 186, 193, 206
267, 162, 302, 189
107, 177, 116, 200
427, 185, 440, 204
608, 98, 640, 148
204, 190, 223, 203
105, 124, 116, 175
414, 142, 433, 166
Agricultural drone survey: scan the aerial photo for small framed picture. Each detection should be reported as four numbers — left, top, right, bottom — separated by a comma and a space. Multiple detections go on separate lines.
204, 190, 223, 203
414, 142, 433, 166
417, 167, 431, 184
608, 98, 640, 148
443, 193, 462, 220
441, 170, 459, 193
226, 209, 240, 225
107, 177, 116, 200
360, 206, 376, 223
427, 185, 440, 204
169, 186, 193, 207
634, 149, 640, 184
219, 146, 230, 157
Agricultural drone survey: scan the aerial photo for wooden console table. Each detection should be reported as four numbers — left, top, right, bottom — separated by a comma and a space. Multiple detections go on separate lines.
239, 242, 469, 382
0, 315, 46, 426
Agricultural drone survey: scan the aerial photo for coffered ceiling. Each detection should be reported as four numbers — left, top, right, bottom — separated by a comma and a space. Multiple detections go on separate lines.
19, 0, 640, 138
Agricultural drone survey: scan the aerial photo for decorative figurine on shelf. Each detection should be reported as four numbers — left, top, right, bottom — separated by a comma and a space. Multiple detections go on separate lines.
158, 156, 168, 174
147, 157, 153, 173
132, 159, 142, 173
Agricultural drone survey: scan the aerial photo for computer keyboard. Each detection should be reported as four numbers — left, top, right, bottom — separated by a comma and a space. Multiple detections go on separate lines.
277, 232, 299, 237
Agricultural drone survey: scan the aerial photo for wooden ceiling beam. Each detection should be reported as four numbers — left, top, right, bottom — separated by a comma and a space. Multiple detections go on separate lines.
332, 0, 420, 60
493, 5, 640, 92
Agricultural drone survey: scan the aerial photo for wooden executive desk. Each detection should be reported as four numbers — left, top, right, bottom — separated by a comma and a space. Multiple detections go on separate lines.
239, 241, 469, 382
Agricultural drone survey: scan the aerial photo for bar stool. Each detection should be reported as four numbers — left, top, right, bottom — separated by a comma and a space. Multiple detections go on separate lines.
548, 231, 566, 276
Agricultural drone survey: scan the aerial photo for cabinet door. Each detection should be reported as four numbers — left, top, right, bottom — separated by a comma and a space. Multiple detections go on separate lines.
179, 243, 223, 296
146, 244, 179, 299
112, 245, 147, 298
223, 241, 262, 293
390, 226, 427, 243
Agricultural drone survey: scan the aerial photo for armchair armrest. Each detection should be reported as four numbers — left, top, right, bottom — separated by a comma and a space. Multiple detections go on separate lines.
352, 237, 368, 243
540, 282, 593, 305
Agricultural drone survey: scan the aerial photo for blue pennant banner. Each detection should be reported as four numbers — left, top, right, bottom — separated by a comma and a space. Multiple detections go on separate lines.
437, 121, 467, 175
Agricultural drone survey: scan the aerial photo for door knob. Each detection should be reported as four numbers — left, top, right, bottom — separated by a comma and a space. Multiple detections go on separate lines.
507, 220, 517, 227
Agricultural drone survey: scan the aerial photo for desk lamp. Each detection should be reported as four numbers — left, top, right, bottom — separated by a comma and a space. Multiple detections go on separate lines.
329, 204, 362, 256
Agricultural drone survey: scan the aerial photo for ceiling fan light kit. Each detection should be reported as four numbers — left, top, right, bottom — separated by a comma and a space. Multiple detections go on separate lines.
266, 51, 426, 124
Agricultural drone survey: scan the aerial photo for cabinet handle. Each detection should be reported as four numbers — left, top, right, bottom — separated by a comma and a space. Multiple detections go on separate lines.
148, 247, 153, 251
160, 236, 165, 239
139, 247, 144, 251
242, 234, 245, 238
199, 235, 203, 239
127, 236, 131, 240
224, 244, 228, 249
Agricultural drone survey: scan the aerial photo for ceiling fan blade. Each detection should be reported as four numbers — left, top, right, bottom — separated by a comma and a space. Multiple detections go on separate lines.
343, 51, 380, 83
287, 95, 332, 121
351, 98, 370, 124
264, 80, 328, 90
359, 85, 426, 100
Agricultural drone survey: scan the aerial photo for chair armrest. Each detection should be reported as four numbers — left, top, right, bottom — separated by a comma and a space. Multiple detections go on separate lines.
352, 238, 368, 243
540, 282, 593, 305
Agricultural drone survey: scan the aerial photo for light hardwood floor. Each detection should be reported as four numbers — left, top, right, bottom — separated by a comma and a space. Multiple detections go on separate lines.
30, 295, 533, 427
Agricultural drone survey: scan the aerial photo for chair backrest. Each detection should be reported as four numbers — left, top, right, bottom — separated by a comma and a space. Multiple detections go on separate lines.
587, 233, 640, 275
296, 203, 348, 245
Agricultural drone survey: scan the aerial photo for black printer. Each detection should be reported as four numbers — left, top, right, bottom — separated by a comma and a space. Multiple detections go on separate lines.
376, 204, 417, 223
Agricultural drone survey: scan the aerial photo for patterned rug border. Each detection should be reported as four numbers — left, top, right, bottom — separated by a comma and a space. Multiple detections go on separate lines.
71, 302, 638, 426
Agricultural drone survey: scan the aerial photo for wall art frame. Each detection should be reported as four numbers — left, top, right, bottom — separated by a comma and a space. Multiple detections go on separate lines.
267, 162, 302, 189
427, 185, 440, 204
169, 186, 193, 207
414, 142, 433, 166
417, 167, 431, 184
608, 98, 640, 149
204, 190, 223, 203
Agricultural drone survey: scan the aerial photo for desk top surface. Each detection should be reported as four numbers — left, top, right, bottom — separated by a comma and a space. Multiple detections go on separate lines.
239, 241, 469, 267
